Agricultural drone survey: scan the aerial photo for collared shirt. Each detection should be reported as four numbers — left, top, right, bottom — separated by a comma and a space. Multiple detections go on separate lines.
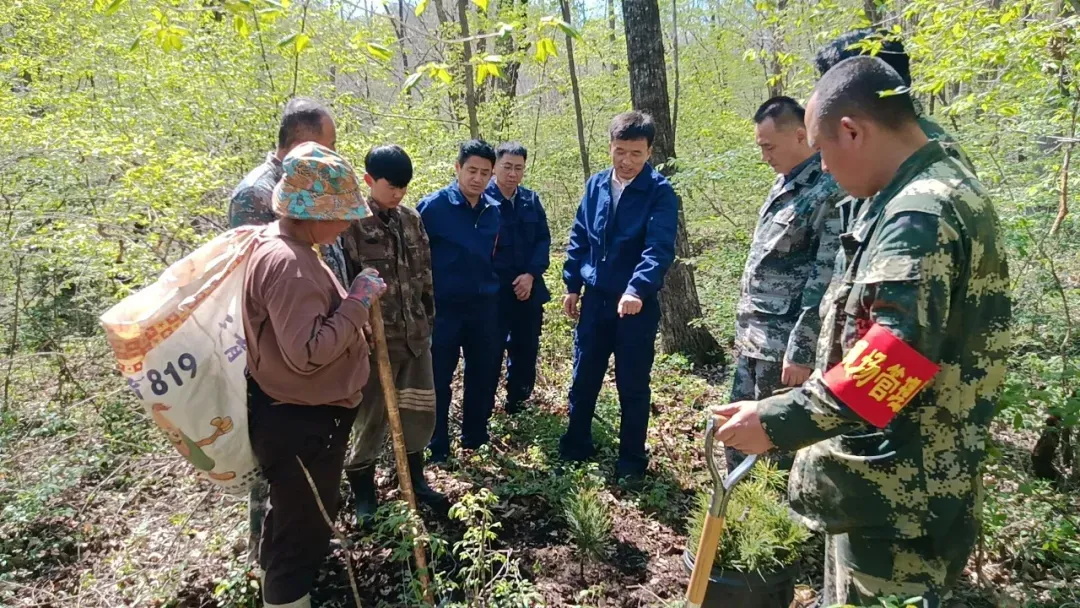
340, 200, 435, 356
416, 181, 501, 302
757, 141, 1011, 540
610, 173, 632, 213
563, 163, 678, 299
485, 180, 552, 303
734, 153, 845, 365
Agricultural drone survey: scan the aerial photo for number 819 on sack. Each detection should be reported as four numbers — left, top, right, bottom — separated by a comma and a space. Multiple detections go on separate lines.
127, 353, 197, 399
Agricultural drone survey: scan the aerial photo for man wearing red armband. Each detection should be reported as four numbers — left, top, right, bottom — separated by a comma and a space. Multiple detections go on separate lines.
710, 57, 1011, 606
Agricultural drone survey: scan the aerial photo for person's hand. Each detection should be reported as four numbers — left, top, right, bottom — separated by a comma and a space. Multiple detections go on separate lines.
512, 274, 534, 301
347, 268, 386, 309
710, 401, 774, 455
617, 293, 642, 317
781, 360, 812, 387
563, 293, 580, 320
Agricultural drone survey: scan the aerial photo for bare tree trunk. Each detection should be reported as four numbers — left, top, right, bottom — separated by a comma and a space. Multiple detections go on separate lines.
1050, 99, 1077, 236
622, 0, 721, 365
671, 0, 680, 141
757, 0, 787, 97
605, 0, 618, 73
457, 0, 481, 138
561, 0, 591, 179
863, 0, 881, 24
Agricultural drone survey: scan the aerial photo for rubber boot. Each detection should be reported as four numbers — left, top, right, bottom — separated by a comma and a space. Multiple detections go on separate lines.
345, 465, 378, 528
407, 452, 450, 515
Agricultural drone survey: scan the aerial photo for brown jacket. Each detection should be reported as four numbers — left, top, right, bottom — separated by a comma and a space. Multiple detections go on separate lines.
243, 223, 371, 407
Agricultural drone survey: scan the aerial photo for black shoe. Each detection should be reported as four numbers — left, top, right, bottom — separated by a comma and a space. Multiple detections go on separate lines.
504, 400, 525, 415
558, 435, 595, 463
615, 463, 646, 487
407, 452, 451, 515
345, 466, 378, 528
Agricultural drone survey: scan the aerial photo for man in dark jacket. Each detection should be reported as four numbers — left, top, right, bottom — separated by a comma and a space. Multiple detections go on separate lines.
486, 142, 552, 414
559, 111, 679, 481
418, 140, 502, 462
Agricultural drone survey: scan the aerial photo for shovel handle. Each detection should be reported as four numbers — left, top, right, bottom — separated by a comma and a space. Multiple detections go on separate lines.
686, 513, 726, 608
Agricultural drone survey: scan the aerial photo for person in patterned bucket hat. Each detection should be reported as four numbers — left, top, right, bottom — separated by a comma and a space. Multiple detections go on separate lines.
242, 141, 386, 608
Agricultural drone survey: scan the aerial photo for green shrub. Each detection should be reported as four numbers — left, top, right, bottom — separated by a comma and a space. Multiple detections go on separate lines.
686, 463, 810, 573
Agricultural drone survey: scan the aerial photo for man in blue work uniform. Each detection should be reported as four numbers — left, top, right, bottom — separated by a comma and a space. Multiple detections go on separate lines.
560, 111, 679, 481
418, 140, 502, 463
486, 142, 551, 415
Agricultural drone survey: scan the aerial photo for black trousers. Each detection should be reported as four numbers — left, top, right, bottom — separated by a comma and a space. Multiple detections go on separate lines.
248, 379, 358, 604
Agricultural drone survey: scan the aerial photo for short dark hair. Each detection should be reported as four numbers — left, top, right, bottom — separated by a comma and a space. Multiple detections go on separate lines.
814, 29, 912, 86
364, 145, 413, 188
495, 141, 528, 162
456, 139, 496, 167
753, 96, 805, 129
609, 111, 655, 146
277, 97, 332, 150
811, 56, 917, 136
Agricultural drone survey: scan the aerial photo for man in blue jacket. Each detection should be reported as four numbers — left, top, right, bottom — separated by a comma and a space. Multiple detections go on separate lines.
486, 142, 551, 415
418, 140, 502, 463
560, 111, 679, 481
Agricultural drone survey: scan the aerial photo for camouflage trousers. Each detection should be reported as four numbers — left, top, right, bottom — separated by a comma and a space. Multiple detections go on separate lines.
820, 496, 978, 607
345, 346, 436, 469
726, 355, 786, 472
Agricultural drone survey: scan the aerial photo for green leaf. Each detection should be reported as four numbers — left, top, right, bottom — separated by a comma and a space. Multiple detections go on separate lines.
534, 37, 557, 63
233, 15, 250, 38
104, 0, 128, 15
431, 65, 452, 84
471, 0, 489, 11
475, 61, 503, 85
366, 42, 393, 61
415, 0, 430, 16
877, 85, 911, 98
294, 33, 311, 53
403, 71, 423, 92
278, 32, 300, 48
558, 22, 581, 39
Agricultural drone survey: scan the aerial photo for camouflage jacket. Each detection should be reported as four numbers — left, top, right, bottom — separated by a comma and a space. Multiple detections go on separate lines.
227, 150, 349, 285
340, 202, 435, 356
756, 142, 1011, 540
228, 152, 282, 228
735, 153, 845, 365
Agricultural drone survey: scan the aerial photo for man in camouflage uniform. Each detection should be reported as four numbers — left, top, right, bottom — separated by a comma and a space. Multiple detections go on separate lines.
228, 97, 349, 284
226, 97, 347, 564
339, 145, 448, 524
815, 28, 978, 237
712, 57, 1011, 606
728, 96, 845, 471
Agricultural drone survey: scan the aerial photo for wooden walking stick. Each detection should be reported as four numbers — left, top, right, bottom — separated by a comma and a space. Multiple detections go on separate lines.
369, 298, 434, 605
684, 417, 758, 608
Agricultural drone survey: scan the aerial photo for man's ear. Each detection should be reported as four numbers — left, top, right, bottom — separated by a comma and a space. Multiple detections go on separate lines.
795, 127, 808, 145
363, 173, 374, 187
839, 116, 859, 142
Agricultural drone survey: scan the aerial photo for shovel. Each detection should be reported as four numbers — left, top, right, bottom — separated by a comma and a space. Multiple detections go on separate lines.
684, 417, 758, 608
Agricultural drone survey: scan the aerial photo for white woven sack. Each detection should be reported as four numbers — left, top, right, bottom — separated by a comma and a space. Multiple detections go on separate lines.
100, 226, 263, 495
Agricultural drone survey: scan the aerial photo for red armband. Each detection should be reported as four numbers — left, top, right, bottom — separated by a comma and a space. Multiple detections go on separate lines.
823, 324, 940, 428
